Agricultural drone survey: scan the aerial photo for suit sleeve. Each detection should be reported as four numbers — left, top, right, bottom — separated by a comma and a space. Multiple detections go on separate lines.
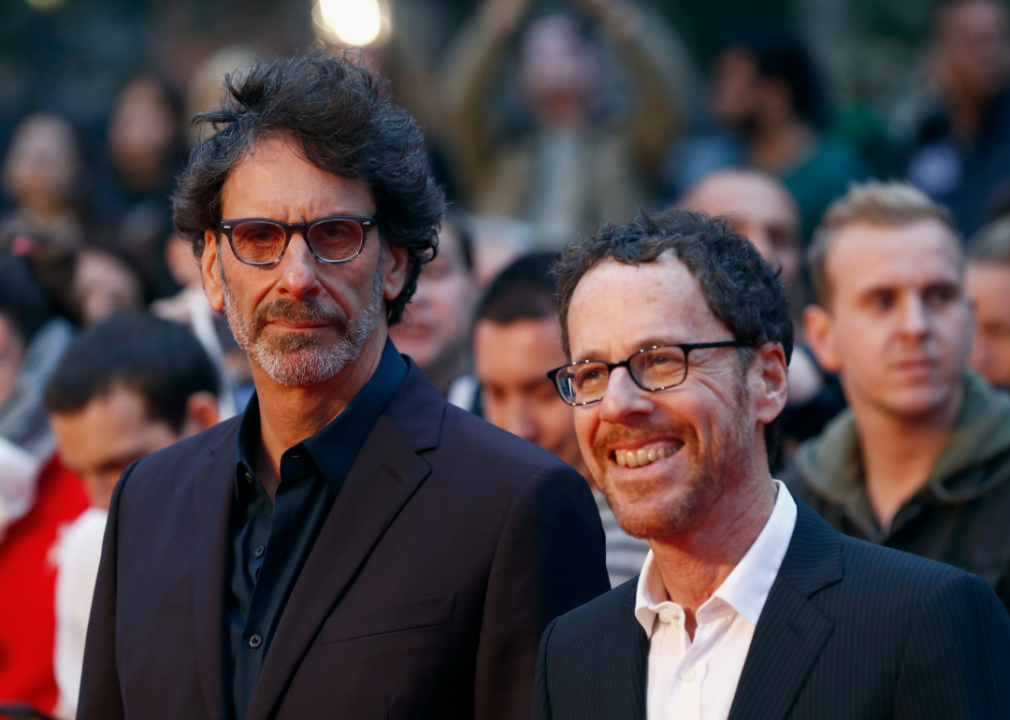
894, 570, 1010, 718
474, 464, 610, 720
76, 463, 137, 720
531, 617, 558, 720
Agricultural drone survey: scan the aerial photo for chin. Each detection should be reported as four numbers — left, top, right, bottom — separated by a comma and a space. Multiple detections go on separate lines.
884, 384, 960, 418
600, 479, 707, 540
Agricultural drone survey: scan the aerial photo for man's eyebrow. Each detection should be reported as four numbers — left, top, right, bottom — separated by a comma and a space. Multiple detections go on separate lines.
573, 337, 686, 362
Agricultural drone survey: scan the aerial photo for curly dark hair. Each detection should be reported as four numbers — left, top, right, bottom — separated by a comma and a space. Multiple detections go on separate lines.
172, 51, 444, 325
554, 209, 793, 465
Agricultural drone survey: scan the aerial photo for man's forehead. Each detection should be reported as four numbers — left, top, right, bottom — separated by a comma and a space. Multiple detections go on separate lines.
685, 175, 796, 225
221, 136, 374, 216
828, 219, 963, 292
569, 254, 724, 356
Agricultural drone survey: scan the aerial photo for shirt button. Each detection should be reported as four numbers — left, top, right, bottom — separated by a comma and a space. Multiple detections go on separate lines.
244, 472, 253, 484
681, 667, 696, 682
249, 634, 263, 649
659, 609, 675, 624
254, 545, 265, 558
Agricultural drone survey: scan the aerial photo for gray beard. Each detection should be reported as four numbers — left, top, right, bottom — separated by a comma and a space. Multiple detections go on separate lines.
221, 253, 385, 387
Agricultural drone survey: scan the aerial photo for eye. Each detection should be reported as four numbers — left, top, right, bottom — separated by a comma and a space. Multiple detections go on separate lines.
924, 284, 960, 307
868, 290, 896, 310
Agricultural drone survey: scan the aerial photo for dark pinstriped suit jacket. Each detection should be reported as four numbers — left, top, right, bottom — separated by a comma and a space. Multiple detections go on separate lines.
533, 501, 1010, 719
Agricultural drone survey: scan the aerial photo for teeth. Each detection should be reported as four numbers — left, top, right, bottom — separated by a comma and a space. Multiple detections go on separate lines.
614, 446, 678, 469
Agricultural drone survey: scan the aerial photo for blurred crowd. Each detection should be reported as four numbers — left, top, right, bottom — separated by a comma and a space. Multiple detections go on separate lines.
3, 0, 1010, 716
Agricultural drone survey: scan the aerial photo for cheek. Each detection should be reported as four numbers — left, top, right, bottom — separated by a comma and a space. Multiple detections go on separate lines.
573, 409, 601, 460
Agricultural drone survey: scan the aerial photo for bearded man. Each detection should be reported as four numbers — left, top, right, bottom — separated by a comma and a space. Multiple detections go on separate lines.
533, 210, 1010, 719
77, 54, 608, 720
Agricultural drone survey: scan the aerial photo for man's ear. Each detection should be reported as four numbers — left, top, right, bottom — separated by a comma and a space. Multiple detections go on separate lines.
201, 231, 224, 312
752, 341, 789, 426
181, 391, 220, 437
803, 305, 841, 373
383, 239, 409, 302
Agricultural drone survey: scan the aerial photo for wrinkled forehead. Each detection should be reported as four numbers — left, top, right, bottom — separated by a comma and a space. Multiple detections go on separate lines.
568, 253, 727, 360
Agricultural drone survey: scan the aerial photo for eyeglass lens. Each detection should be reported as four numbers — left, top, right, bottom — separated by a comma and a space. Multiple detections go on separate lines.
556, 345, 689, 404
231, 219, 365, 264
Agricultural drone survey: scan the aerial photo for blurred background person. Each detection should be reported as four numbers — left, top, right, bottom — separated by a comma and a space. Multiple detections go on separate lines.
678, 168, 847, 457
72, 246, 146, 326
45, 311, 220, 720
467, 214, 535, 289
965, 216, 1010, 389
153, 233, 244, 416
672, 28, 869, 242
1, 114, 88, 251
389, 213, 480, 398
786, 181, 1010, 609
0, 254, 84, 715
905, 0, 1010, 236
441, 0, 692, 247
473, 252, 649, 586
0, 256, 74, 458
92, 76, 186, 299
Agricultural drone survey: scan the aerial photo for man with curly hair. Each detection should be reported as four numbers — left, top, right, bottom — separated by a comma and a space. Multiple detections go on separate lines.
78, 53, 608, 720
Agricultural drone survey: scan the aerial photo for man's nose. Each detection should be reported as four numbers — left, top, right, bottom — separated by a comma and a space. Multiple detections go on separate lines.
898, 294, 930, 339
598, 366, 653, 424
276, 233, 323, 301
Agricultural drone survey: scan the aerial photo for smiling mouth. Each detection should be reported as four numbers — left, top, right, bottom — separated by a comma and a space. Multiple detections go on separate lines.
613, 442, 683, 468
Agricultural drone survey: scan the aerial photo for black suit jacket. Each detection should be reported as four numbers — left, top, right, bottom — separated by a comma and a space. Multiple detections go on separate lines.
78, 361, 610, 720
533, 501, 1010, 719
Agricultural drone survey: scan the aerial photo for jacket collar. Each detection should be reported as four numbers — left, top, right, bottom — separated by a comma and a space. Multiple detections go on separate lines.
727, 501, 843, 720
246, 359, 444, 720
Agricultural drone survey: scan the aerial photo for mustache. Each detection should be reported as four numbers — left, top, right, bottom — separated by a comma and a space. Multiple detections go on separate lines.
249, 297, 347, 339
592, 421, 695, 458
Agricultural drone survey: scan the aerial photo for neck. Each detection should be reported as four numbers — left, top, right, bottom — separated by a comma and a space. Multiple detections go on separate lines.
850, 383, 964, 528
948, 92, 992, 139
649, 465, 777, 637
749, 116, 816, 174
251, 329, 387, 498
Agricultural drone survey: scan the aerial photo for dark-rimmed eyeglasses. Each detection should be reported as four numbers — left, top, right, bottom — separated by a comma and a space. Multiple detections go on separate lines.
547, 341, 754, 406
218, 215, 377, 266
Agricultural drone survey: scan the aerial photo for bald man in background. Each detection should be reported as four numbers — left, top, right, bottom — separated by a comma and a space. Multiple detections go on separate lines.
679, 169, 846, 454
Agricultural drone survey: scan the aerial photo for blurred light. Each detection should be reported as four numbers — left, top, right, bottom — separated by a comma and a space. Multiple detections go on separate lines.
312, 0, 393, 48
25, 0, 67, 10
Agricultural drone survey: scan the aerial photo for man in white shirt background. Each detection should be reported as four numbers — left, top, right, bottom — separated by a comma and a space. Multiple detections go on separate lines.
533, 209, 1010, 719
44, 310, 219, 719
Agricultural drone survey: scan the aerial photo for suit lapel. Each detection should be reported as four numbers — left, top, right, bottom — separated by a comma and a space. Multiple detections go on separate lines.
727, 502, 844, 720
246, 410, 434, 720
190, 420, 242, 720
598, 583, 649, 718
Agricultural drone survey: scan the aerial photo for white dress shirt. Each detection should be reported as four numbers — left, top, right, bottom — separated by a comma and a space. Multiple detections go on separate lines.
635, 481, 797, 720
53, 507, 108, 720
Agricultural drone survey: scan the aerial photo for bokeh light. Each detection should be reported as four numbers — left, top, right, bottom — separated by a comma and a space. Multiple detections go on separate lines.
312, 0, 392, 48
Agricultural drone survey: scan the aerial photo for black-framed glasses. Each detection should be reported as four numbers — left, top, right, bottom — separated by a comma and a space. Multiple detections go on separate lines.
547, 341, 753, 407
218, 215, 377, 266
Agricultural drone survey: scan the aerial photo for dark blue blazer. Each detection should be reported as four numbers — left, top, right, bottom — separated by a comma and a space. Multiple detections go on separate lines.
533, 501, 1010, 719
77, 359, 610, 720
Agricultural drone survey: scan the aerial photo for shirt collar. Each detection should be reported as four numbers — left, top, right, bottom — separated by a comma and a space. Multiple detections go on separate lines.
634, 479, 798, 638
235, 337, 408, 498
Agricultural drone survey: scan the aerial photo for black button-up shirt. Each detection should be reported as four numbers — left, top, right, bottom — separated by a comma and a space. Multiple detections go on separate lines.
227, 339, 407, 720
